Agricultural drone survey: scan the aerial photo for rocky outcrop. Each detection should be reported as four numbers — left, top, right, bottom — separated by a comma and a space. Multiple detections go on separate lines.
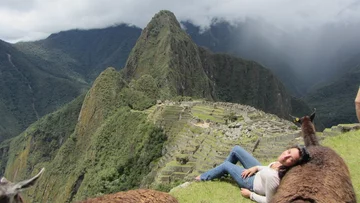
123, 10, 213, 99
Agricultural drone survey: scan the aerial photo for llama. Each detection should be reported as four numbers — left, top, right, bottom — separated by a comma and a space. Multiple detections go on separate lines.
0, 168, 44, 203
271, 111, 356, 203
77, 189, 179, 203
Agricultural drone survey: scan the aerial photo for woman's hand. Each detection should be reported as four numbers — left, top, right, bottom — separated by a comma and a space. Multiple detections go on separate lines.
240, 188, 251, 198
241, 166, 257, 178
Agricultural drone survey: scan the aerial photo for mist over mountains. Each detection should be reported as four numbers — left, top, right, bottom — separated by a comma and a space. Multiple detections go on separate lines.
183, 18, 360, 95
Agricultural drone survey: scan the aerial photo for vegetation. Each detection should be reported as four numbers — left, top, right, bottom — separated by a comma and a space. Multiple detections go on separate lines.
121, 88, 156, 110
171, 181, 252, 203
71, 107, 167, 201
191, 105, 226, 124
123, 75, 158, 110
2, 93, 84, 188
198, 47, 298, 118
0, 40, 88, 141
1, 65, 171, 202
123, 10, 213, 100
129, 74, 159, 100
3, 100, 167, 203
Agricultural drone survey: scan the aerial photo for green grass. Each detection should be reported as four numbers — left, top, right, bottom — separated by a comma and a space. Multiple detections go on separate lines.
170, 130, 360, 202
170, 181, 252, 203
191, 105, 225, 124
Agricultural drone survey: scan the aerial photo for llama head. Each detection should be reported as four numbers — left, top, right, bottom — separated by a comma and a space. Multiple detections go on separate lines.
290, 108, 316, 125
290, 108, 319, 147
0, 168, 44, 203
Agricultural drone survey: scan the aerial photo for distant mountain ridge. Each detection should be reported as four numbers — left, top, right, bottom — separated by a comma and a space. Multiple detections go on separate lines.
0, 40, 88, 141
15, 24, 141, 81
305, 53, 360, 128
0, 24, 142, 140
0, 10, 313, 142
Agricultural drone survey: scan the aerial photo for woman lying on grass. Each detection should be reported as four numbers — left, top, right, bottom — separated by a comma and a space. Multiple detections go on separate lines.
195, 145, 310, 203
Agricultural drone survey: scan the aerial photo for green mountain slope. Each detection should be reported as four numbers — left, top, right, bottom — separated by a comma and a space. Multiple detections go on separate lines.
1, 66, 165, 202
123, 11, 213, 99
0, 40, 88, 141
182, 21, 305, 96
198, 47, 296, 118
305, 60, 360, 129
1, 93, 85, 179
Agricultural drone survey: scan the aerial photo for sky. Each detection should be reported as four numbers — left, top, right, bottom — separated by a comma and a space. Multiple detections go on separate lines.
1, 0, 360, 43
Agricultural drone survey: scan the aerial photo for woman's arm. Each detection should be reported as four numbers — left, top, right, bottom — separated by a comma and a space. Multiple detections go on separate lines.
264, 175, 280, 203
241, 166, 259, 178
355, 87, 360, 123
250, 192, 266, 203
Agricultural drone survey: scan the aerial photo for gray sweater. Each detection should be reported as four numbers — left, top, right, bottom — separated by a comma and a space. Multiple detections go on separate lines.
250, 162, 280, 203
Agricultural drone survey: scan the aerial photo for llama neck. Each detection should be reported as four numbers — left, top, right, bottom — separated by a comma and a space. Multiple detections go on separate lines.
301, 121, 319, 146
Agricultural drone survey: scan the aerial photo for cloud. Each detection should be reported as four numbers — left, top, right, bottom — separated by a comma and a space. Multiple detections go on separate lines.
1, 0, 360, 43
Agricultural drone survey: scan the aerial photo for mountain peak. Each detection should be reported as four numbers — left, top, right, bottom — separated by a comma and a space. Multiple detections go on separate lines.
147, 10, 181, 32
140, 10, 183, 42
123, 10, 213, 99
148, 10, 181, 29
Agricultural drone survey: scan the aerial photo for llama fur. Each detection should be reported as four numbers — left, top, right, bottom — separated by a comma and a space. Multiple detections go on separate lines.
271, 114, 356, 203
76, 189, 178, 203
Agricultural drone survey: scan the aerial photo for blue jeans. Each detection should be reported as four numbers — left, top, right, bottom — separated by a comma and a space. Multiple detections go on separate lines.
200, 145, 261, 190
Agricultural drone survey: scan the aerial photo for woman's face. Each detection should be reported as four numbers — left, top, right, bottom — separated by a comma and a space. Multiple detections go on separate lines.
278, 148, 300, 167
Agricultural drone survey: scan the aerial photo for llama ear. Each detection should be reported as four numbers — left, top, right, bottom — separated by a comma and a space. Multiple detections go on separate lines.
310, 108, 316, 122
294, 117, 302, 124
289, 114, 301, 124
11, 168, 44, 193
1, 177, 9, 184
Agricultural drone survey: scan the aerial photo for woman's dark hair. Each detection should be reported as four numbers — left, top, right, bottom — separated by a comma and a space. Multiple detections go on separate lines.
278, 145, 311, 179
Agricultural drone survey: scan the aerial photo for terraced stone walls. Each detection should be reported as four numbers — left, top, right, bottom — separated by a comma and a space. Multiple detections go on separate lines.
143, 101, 302, 186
